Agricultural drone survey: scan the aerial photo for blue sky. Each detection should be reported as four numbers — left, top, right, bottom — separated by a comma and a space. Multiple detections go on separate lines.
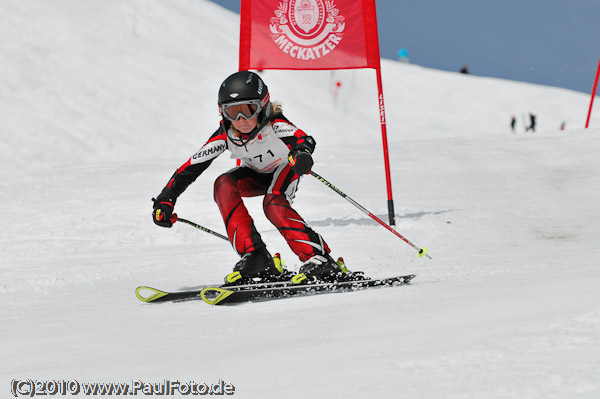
208, 0, 600, 94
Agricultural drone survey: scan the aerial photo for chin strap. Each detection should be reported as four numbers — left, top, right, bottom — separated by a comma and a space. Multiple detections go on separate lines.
226, 117, 270, 148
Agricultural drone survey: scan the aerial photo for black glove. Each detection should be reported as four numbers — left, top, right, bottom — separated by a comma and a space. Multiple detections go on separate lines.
288, 135, 316, 175
152, 197, 175, 228
288, 149, 314, 175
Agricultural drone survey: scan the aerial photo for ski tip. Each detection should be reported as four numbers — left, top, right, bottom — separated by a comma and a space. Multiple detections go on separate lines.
135, 286, 169, 303
200, 287, 234, 305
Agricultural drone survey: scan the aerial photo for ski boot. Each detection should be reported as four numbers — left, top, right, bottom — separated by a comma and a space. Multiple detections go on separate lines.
335, 257, 366, 281
224, 248, 288, 286
291, 253, 346, 285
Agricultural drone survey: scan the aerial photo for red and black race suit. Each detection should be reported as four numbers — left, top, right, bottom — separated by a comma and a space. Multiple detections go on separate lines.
155, 112, 328, 260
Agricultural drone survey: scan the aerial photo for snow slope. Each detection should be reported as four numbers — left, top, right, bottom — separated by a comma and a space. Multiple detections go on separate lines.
2, 1, 600, 398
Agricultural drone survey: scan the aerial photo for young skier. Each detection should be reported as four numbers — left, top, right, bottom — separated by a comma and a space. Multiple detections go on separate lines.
152, 71, 343, 285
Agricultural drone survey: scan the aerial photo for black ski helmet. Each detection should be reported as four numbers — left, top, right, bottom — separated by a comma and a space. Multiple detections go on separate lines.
218, 71, 271, 146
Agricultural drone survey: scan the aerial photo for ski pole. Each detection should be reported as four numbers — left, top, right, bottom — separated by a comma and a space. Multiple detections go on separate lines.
310, 171, 431, 259
170, 213, 229, 241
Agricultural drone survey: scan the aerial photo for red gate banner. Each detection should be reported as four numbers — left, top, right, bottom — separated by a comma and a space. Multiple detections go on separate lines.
239, 0, 381, 70
239, 0, 397, 227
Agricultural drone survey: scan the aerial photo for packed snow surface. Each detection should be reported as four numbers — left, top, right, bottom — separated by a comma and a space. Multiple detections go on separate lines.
2, 1, 600, 398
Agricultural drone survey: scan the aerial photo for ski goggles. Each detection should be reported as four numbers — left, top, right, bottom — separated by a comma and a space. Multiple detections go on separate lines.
220, 95, 269, 122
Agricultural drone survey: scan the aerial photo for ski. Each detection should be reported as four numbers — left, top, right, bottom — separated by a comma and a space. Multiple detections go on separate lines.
135, 280, 293, 303
135, 274, 415, 305
200, 274, 416, 305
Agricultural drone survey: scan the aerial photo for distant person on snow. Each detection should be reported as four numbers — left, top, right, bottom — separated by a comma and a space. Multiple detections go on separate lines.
528, 112, 536, 132
152, 71, 344, 285
510, 115, 516, 132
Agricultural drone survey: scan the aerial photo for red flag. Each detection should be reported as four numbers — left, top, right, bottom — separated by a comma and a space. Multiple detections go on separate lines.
240, 0, 381, 70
